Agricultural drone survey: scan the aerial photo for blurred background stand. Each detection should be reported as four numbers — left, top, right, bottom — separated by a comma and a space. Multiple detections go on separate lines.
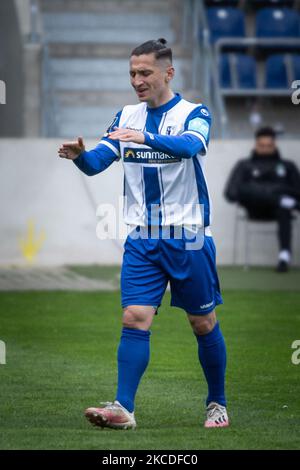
232, 205, 300, 268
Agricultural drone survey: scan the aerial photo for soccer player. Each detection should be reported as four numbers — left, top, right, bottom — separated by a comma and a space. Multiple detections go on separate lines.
58, 38, 228, 429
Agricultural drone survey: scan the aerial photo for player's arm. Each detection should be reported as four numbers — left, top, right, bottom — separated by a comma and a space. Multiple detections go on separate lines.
108, 106, 211, 159
145, 105, 212, 157
108, 128, 205, 159
58, 112, 122, 176
143, 132, 205, 159
58, 137, 119, 176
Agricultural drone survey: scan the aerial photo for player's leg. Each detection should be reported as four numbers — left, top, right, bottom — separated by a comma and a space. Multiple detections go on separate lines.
115, 305, 156, 414
186, 310, 228, 428
163, 231, 228, 427
85, 305, 156, 430
85, 233, 167, 429
115, 234, 167, 418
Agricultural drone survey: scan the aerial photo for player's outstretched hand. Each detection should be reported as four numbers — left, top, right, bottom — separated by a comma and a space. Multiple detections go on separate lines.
108, 127, 145, 144
58, 136, 85, 160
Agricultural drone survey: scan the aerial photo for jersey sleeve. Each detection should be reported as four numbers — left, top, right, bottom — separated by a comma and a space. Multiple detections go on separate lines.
142, 104, 212, 159
143, 131, 205, 159
97, 110, 122, 160
73, 110, 122, 176
181, 105, 212, 156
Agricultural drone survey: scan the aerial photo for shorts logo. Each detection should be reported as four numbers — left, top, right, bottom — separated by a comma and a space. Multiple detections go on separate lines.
124, 147, 181, 164
200, 301, 214, 309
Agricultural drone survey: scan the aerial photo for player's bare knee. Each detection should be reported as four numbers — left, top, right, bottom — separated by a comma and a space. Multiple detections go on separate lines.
122, 305, 155, 330
188, 311, 217, 335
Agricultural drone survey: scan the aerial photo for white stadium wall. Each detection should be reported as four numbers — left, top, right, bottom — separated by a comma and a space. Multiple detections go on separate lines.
0, 139, 299, 267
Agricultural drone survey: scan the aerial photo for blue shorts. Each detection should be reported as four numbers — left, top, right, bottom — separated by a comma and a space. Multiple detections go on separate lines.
121, 227, 223, 315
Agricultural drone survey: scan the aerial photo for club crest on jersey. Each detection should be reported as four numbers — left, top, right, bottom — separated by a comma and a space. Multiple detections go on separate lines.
124, 147, 181, 164
166, 125, 175, 135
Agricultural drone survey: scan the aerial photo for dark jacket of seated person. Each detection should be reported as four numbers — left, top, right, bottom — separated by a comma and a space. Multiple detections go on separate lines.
224, 127, 300, 271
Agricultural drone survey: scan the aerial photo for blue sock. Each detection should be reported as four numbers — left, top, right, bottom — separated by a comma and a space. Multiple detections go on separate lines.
195, 322, 227, 407
116, 327, 151, 413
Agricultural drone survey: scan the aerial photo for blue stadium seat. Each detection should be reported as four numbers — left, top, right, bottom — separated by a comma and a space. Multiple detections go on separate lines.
265, 54, 288, 87
219, 53, 257, 88
220, 54, 231, 88
206, 7, 246, 45
292, 54, 300, 79
266, 54, 300, 88
256, 7, 299, 39
204, 0, 239, 6
251, 0, 295, 7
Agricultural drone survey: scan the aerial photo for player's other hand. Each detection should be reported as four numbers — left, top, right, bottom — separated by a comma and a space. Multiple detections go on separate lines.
58, 136, 85, 160
108, 127, 145, 144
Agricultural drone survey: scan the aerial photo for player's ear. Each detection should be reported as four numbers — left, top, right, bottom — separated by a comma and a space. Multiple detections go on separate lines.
165, 65, 175, 83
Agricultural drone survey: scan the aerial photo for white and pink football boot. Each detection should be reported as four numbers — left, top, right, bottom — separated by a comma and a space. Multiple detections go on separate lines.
204, 402, 229, 428
85, 400, 136, 430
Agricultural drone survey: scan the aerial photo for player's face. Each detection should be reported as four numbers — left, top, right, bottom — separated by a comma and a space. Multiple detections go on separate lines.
255, 136, 277, 156
129, 53, 173, 105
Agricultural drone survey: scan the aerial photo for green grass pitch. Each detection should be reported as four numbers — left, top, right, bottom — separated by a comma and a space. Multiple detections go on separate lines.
1, 282, 300, 449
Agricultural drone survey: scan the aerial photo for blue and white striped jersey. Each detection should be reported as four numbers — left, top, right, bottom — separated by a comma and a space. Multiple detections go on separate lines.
74, 92, 212, 228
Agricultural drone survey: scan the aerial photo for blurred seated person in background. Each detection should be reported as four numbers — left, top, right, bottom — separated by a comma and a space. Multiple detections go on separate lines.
224, 127, 300, 273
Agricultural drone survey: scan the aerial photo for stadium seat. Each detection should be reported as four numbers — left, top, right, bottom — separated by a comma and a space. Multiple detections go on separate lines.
204, 0, 239, 6
256, 7, 299, 39
219, 53, 257, 88
292, 54, 300, 79
250, 0, 295, 8
265, 54, 288, 87
206, 7, 246, 46
265, 53, 300, 88
220, 54, 231, 88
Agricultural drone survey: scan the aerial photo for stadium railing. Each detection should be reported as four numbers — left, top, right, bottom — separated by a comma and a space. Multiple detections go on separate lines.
29, 0, 40, 43
212, 37, 300, 136
192, 0, 228, 138
28, 0, 58, 136
42, 43, 59, 137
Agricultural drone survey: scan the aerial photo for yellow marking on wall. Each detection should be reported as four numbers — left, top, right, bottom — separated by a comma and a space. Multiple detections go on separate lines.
19, 219, 46, 262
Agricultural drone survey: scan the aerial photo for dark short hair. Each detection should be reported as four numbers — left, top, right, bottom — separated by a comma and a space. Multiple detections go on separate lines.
255, 127, 276, 140
131, 38, 172, 63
